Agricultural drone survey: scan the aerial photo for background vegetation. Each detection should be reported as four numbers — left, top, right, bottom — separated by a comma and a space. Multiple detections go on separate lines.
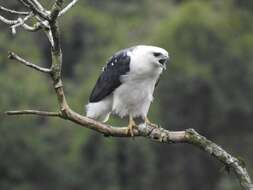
0, 0, 253, 189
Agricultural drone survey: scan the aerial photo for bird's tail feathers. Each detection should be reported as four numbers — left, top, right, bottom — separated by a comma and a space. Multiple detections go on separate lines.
85, 101, 111, 122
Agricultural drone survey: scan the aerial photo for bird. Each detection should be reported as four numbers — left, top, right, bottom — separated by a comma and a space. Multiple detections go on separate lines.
86, 45, 169, 136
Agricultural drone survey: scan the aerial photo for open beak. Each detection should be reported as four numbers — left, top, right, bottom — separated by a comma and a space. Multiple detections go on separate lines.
158, 56, 169, 70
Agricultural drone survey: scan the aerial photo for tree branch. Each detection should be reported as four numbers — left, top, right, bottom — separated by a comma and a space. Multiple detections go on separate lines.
3, 1, 253, 190
4, 107, 253, 189
0, 6, 30, 15
59, 0, 79, 16
0, 15, 18, 25
22, 22, 42, 32
8, 51, 51, 73
6, 110, 60, 117
29, 0, 45, 12
0, 12, 41, 33
10, 13, 33, 34
19, 0, 49, 20
17, 0, 31, 8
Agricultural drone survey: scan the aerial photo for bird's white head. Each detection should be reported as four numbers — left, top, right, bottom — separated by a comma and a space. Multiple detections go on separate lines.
132, 45, 170, 71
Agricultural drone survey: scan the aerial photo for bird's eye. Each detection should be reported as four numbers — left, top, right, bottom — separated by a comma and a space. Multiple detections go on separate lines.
153, 52, 162, 57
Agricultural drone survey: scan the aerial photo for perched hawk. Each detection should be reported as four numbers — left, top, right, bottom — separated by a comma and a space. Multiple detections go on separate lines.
86, 45, 169, 136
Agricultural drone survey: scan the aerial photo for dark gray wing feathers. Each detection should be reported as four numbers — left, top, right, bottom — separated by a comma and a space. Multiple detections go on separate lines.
89, 50, 131, 103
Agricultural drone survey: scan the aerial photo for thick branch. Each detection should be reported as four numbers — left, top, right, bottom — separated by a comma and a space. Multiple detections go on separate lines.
8, 52, 51, 73
184, 129, 253, 190
4, 106, 253, 189
50, 0, 64, 21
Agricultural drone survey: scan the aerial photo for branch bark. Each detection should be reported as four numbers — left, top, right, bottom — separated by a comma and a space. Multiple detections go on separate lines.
59, 0, 79, 16
3, 1, 253, 190
0, 6, 30, 15
6, 110, 60, 117
8, 51, 51, 73
0, 10, 41, 33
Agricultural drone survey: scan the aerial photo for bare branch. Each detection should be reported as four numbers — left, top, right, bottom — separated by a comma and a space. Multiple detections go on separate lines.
59, 0, 79, 16
10, 13, 33, 34
184, 129, 253, 190
17, 0, 31, 8
6, 110, 61, 117
0, 6, 30, 15
45, 29, 55, 47
22, 22, 42, 32
50, 0, 64, 21
0, 15, 18, 25
4, 106, 253, 189
8, 52, 51, 73
20, 0, 49, 20
29, 0, 45, 11
0, 13, 41, 33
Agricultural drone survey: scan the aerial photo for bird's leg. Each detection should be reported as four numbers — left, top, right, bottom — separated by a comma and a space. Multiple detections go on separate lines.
145, 117, 159, 128
126, 115, 137, 136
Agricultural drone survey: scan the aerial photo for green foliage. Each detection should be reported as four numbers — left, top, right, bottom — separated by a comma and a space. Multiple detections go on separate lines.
0, 0, 253, 190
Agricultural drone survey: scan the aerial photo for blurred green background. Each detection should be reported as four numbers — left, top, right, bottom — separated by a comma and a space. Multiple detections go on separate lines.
1, 0, 253, 189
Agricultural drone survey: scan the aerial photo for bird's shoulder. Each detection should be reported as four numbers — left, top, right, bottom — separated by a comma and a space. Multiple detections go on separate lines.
89, 48, 133, 103
102, 47, 134, 72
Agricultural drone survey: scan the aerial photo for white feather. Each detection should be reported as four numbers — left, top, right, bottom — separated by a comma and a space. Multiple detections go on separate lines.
86, 96, 113, 122
86, 45, 169, 122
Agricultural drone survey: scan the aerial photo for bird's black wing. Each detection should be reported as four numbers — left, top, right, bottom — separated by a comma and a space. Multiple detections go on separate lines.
89, 49, 131, 103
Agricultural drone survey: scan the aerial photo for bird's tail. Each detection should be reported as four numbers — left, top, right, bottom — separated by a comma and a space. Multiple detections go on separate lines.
85, 100, 112, 122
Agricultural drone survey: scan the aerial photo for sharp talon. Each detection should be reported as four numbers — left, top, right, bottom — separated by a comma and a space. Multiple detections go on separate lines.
151, 123, 159, 128
125, 127, 134, 136
145, 117, 159, 128
126, 124, 135, 137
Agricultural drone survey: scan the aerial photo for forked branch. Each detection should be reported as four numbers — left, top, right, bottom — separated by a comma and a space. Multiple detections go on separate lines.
2, 1, 253, 190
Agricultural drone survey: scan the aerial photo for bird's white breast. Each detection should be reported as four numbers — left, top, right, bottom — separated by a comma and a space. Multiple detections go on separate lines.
112, 62, 162, 118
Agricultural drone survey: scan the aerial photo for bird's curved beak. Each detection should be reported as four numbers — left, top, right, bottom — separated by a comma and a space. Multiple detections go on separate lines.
158, 56, 169, 70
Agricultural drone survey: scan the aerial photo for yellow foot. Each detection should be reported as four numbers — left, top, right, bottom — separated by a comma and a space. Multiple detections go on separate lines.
126, 116, 137, 137
145, 117, 159, 128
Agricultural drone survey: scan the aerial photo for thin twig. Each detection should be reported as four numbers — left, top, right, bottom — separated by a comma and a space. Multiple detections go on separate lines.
22, 0, 49, 20
10, 13, 33, 34
59, 0, 79, 16
8, 52, 51, 73
0, 15, 18, 25
5, 110, 61, 117
22, 22, 42, 32
0, 6, 30, 15
17, 0, 31, 8
0, 13, 41, 33
29, 0, 45, 11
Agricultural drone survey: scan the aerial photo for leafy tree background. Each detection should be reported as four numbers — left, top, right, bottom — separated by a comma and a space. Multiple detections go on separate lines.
0, 0, 253, 189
